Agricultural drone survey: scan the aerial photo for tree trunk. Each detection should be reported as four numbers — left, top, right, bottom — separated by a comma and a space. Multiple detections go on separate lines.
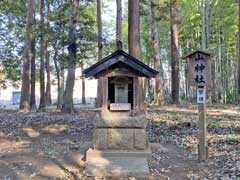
38, 0, 46, 111
238, 0, 240, 103
198, 1, 206, 50
62, 0, 79, 113
53, 44, 61, 110
151, 0, 164, 106
96, 0, 103, 108
45, 44, 52, 105
116, 0, 122, 49
59, 24, 65, 108
45, 4, 51, 106
211, 55, 216, 102
184, 39, 190, 99
205, 0, 211, 48
218, 25, 223, 102
170, 0, 179, 104
30, 31, 36, 110
60, 47, 65, 107
19, 0, 35, 112
128, 0, 144, 113
81, 63, 86, 104
128, 0, 141, 58
185, 58, 189, 98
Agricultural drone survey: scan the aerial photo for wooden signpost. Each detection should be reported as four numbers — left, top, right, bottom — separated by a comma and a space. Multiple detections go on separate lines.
184, 50, 211, 161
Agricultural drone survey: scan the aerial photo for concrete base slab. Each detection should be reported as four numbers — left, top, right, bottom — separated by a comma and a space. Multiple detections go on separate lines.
85, 156, 150, 178
86, 147, 151, 160
85, 148, 151, 178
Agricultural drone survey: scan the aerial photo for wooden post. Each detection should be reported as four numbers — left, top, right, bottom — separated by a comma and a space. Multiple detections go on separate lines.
198, 86, 208, 161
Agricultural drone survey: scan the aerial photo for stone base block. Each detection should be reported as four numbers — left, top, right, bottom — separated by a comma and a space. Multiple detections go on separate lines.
108, 128, 134, 149
85, 149, 150, 178
95, 111, 147, 128
93, 128, 148, 150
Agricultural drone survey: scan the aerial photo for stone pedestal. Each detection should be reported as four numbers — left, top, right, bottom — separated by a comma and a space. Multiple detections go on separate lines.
93, 128, 148, 150
85, 111, 151, 177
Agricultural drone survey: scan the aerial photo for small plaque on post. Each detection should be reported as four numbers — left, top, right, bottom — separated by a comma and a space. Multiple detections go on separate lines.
110, 103, 131, 111
197, 86, 206, 104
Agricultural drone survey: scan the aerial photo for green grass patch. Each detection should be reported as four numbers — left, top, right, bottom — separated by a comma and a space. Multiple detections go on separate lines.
225, 137, 240, 145
15, 134, 23, 141
208, 121, 223, 128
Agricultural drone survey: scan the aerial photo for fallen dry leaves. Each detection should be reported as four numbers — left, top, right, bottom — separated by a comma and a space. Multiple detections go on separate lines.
147, 104, 240, 180
0, 105, 239, 180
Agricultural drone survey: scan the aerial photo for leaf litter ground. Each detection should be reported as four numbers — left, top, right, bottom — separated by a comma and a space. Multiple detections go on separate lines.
0, 105, 239, 180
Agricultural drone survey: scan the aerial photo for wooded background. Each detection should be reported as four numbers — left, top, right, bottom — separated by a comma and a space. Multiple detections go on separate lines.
0, 0, 239, 113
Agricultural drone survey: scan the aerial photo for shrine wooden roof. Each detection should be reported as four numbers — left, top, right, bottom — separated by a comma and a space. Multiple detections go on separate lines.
83, 50, 158, 78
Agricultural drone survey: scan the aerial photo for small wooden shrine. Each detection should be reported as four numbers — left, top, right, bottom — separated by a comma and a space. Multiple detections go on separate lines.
83, 49, 158, 177
84, 50, 158, 112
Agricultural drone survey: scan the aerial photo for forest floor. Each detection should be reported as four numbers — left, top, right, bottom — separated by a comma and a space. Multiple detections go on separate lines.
0, 104, 239, 180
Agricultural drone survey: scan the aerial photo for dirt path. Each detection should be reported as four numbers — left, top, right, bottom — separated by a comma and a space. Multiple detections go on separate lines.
0, 139, 200, 180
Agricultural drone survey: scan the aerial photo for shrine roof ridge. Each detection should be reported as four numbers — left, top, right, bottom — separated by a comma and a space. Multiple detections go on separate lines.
183, 49, 212, 59
83, 50, 159, 78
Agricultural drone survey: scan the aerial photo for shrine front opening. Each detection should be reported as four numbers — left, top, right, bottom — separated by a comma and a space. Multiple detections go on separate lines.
108, 76, 133, 110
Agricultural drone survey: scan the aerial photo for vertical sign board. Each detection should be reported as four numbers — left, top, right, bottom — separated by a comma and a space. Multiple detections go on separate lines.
185, 50, 211, 161
188, 52, 211, 87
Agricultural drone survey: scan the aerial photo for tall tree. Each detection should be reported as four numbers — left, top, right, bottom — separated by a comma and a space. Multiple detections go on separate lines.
51, 4, 66, 110
116, 0, 122, 49
45, 45, 52, 105
29, 9, 36, 110
151, 0, 164, 106
128, 0, 141, 58
19, 0, 35, 112
238, 0, 240, 103
197, 0, 216, 102
170, 0, 179, 104
62, 0, 79, 113
38, 0, 46, 111
60, 50, 65, 108
30, 31, 36, 110
81, 63, 86, 104
96, 0, 103, 107
197, 0, 206, 50
45, 4, 51, 105
128, 0, 144, 112
53, 43, 61, 110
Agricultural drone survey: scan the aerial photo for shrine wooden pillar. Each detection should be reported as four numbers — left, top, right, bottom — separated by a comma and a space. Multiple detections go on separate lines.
133, 77, 138, 112
102, 76, 108, 110
133, 77, 145, 114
